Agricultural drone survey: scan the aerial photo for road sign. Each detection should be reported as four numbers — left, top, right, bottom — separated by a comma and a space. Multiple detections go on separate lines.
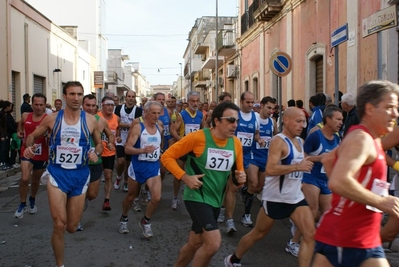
331, 24, 348, 47
269, 52, 292, 77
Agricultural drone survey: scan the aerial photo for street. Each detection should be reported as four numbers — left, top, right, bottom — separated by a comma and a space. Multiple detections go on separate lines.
0, 171, 398, 267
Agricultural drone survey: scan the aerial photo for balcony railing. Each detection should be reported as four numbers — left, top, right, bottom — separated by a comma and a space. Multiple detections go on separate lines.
217, 30, 236, 57
253, 0, 283, 22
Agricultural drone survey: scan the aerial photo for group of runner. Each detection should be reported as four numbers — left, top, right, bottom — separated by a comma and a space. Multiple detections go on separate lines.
13, 79, 399, 267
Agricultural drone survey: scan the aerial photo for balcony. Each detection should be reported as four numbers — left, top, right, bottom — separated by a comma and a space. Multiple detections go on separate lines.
193, 70, 211, 88
194, 41, 209, 55
217, 30, 236, 57
201, 56, 224, 70
253, 0, 283, 22
105, 71, 117, 84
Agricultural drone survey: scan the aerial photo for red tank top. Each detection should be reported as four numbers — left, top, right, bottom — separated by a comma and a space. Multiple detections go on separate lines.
315, 125, 386, 248
21, 113, 49, 161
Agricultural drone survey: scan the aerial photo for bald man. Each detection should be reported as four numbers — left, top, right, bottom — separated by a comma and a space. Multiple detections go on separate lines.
224, 107, 315, 267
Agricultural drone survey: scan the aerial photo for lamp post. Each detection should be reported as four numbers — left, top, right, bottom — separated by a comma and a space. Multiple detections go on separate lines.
187, 38, 192, 92
179, 63, 182, 100
215, 0, 219, 98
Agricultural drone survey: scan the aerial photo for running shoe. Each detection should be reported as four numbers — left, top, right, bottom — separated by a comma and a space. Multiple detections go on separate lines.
102, 201, 111, 211
114, 177, 122, 190
133, 199, 141, 212
241, 214, 253, 227
226, 219, 237, 234
119, 221, 129, 234
139, 220, 153, 238
224, 254, 241, 267
27, 196, 37, 214
123, 182, 128, 192
171, 198, 179, 210
14, 203, 26, 219
76, 221, 84, 231
285, 239, 300, 257
217, 207, 226, 223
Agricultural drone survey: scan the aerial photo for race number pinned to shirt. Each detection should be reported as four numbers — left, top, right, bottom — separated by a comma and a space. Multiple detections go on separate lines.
56, 146, 83, 169
237, 132, 254, 147
288, 159, 303, 180
138, 146, 160, 162
367, 178, 390, 213
33, 144, 42, 155
205, 148, 234, 171
256, 136, 272, 149
185, 124, 200, 135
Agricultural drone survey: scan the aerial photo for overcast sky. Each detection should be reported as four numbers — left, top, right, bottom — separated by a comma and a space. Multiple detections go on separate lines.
106, 0, 238, 86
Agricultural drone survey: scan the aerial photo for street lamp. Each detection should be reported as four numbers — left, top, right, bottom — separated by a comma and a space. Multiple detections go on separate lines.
179, 63, 182, 100
187, 38, 192, 92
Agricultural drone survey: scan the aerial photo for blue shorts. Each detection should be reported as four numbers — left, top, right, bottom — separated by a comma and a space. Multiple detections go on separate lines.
302, 173, 331, 195
21, 157, 47, 170
249, 157, 266, 172
128, 160, 160, 184
243, 153, 251, 169
314, 241, 385, 267
164, 135, 172, 150
45, 165, 90, 197
262, 199, 308, 220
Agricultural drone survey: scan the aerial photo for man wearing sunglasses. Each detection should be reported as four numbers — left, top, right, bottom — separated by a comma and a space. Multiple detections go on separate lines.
169, 91, 204, 210
97, 96, 120, 211
162, 101, 246, 267
220, 91, 260, 232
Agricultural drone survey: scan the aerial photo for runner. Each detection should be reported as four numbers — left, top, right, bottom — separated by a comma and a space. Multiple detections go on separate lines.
162, 101, 245, 267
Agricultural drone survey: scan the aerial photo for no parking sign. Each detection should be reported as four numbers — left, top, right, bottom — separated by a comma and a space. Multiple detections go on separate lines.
269, 52, 292, 77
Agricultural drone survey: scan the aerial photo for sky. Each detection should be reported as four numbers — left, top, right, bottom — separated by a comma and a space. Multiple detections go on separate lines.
105, 0, 238, 86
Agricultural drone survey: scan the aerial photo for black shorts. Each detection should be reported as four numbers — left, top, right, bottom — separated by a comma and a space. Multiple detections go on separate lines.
184, 201, 220, 234
116, 146, 132, 161
21, 157, 47, 170
262, 199, 308, 220
102, 155, 115, 170
89, 163, 103, 183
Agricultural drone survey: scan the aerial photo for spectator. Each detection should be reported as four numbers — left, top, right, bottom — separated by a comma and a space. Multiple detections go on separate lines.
296, 99, 310, 139
45, 103, 53, 114
0, 100, 11, 170
6, 103, 19, 168
341, 93, 360, 137
54, 99, 62, 112
20, 94, 33, 115
325, 94, 333, 105
287, 99, 296, 107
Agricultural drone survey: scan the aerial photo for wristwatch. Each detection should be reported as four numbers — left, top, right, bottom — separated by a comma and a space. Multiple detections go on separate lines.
95, 151, 101, 157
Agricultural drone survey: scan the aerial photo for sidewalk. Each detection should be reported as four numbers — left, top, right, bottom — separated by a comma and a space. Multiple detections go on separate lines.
0, 167, 21, 192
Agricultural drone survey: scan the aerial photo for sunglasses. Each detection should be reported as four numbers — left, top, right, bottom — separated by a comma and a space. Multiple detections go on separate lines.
220, 117, 239, 123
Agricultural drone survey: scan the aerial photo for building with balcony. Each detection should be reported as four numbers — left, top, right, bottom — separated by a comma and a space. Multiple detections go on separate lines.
185, 16, 238, 103
0, 0, 95, 119
106, 49, 131, 97
150, 85, 173, 99
238, 0, 399, 108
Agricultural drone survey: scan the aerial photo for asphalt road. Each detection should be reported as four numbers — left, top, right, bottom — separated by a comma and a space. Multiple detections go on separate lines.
0, 171, 398, 267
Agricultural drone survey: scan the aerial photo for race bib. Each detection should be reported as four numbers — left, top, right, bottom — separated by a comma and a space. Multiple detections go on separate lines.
288, 159, 303, 180
256, 136, 272, 149
237, 132, 254, 147
164, 125, 170, 136
205, 148, 234, 171
34, 144, 42, 155
138, 146, 160, 162
56, 145, 83, 169
185, 124, 200, 135
366, 178, 390, 213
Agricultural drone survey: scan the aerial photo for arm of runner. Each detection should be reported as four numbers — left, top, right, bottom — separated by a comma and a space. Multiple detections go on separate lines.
233, 137, 246, 185
328, 130, 399, 216
102, 118, 115, 151
170, 113, 182, 141
265, 135, 313, 176
17, 113, 28, 138
161, 131, 204, 180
